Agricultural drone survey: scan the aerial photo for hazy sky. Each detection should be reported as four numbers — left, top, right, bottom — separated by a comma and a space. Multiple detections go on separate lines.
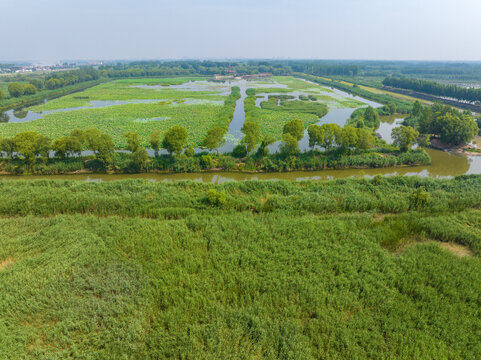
2, 0, 481, 63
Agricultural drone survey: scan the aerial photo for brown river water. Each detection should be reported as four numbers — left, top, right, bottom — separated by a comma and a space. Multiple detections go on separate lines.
2, 149, 480, 183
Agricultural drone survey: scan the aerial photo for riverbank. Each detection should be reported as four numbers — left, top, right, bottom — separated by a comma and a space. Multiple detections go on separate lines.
428, 135, 481, 156
0, 149, 431, 176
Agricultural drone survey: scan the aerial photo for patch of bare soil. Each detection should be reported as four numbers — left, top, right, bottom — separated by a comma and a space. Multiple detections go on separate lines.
439, 242, 474, 258
395, 239, 474, 258
430, 135, 481, 156
0, 257, 14, 271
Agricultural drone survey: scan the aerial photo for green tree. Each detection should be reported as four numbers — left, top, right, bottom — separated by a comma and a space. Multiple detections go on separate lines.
436, 113, 478, 145
8, 83, 24, 97
363, 106, 380, 128
307, 124, 324, 149
203, 126, 225, 152
0, 138, 16, 159
283, 119, 305, 140
255, 134, 275, 157
124, 131, 141, 152
241, 121, 260, 153
150, 130, 161, 156
22, 84, 37, 95
162, 126, 188, 155
200, 155, 213, 169
338, 126, 358, 151
232, 144, 247, 158
131, 147, 149, 171
29, 79, 44, 90
387, 102, 397, 115
418, 107, 432, 134
70, 129, 85, 144
52, 137, 70, 159
281, 133, 299, 155
412, 100, 422, 117
84, 128, 114, 166
69, 130, 85, 156
13, 131, 42, 166
0, 89, 4, 100
319, 123, 341, 150
35, 135, 51, 160
392, 126, 419, 152
355, 128, 375, 151
45, 78, 62, 90
52, 135, 82, 159
184, 146, 195, 157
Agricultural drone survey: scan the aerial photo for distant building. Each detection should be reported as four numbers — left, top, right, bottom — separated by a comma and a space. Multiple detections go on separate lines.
242, 73, 272, 79
213, 72, 272, 81
213, 74, 235, 80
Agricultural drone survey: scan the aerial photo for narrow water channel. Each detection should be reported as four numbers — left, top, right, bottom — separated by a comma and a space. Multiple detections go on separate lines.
219, 80, 247, 153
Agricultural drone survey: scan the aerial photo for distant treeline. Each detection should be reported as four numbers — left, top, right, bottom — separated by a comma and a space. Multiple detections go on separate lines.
99, 61, 293, 78
1, 67, 101, 100
383, 77, 481, 103
288, 62, 360, 76
43, 67, 100, 89
98, 61, 364, 78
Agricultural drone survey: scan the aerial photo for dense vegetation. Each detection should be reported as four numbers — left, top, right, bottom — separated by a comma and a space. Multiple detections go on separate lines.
0, 80, 104, 113
346, 106, 380, 129
0, 121, 430, 174
98, 60, 292, 78
383, 76, 481, 103
260, 96, 328, 118
0, 176, 481, 359
1, 68, 101, 100
403, 102, 479, 145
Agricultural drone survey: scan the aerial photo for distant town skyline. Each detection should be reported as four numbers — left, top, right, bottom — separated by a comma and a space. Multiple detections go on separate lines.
2, 0, 481, 62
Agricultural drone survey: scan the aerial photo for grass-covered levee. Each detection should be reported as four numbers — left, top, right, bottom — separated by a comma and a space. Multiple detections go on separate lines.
0, 175, 481, 359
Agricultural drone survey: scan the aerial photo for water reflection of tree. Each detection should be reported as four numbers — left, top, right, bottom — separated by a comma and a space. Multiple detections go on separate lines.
13, 110, 28, 119
426, 149, 470, 177
0, 112, 9, 123
379, 114, 405, 125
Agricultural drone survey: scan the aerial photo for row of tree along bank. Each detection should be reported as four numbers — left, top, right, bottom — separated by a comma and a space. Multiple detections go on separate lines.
383, 76, 481, 104
0, 120, 430, 175
0, 80, 104, 112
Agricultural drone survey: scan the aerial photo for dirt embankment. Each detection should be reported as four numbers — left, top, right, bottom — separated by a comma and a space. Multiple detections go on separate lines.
429, 136, 481, 156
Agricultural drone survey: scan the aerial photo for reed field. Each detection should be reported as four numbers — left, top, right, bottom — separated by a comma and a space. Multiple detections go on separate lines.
0, 176, 480, 359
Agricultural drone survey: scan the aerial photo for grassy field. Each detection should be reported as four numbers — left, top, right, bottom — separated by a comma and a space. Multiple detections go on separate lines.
0, 177, 480, 359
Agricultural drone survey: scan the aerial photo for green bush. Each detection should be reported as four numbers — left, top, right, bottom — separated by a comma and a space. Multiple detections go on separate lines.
200, 154, 213, 169
206, 188, 226, 206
